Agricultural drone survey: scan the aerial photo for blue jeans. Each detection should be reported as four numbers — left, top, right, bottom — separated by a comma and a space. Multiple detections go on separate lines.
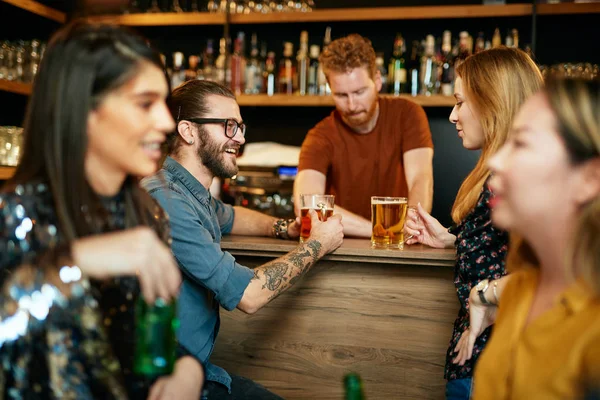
446, 378, 473, 400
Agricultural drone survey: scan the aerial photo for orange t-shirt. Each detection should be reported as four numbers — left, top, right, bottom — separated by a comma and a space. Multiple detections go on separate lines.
298, 97, 433, 220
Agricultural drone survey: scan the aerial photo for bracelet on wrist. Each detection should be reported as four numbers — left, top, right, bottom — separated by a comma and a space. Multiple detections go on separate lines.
272, 218, 295, 240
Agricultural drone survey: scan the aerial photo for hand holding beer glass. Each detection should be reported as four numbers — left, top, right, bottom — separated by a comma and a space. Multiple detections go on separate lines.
371, 196, 409, 249
299, 194, 335, 242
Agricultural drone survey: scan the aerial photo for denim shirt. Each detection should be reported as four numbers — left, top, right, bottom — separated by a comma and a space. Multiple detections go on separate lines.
141, 156, 254, 392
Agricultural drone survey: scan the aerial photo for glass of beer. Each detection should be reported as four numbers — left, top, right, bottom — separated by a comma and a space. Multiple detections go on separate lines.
299, 194, 334, 243
371, 196, 408, 249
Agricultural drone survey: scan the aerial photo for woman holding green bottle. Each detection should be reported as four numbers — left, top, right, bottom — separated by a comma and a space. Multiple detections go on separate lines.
0, 21, 203, 399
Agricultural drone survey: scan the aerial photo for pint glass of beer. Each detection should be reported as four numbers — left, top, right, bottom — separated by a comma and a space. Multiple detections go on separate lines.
299, 194, 335, 243
371, 196, 408, 249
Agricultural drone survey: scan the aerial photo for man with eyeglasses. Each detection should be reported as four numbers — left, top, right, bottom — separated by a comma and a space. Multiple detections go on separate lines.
141, 80, 344, 400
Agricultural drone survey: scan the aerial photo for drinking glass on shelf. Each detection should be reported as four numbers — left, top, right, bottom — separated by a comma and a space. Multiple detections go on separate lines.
0, 127, 8, 166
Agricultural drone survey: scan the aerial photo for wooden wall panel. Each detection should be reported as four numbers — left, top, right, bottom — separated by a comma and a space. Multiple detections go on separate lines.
211, 257, 458, 399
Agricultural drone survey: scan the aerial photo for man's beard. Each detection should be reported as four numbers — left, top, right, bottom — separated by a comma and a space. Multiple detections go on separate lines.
342, 97, 378, 129
197, 133, 239, 179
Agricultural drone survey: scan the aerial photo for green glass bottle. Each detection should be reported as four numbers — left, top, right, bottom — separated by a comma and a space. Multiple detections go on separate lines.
344, 372, 365, 400
133, 297, 179, 377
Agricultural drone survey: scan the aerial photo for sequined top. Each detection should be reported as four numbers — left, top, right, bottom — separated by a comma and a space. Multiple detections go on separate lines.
0, 181, 170, 399
444, 180, 509, 381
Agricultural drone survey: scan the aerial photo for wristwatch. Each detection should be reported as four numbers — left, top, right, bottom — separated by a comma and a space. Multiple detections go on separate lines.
475, 279, 491, 305
272, 219, 295, 240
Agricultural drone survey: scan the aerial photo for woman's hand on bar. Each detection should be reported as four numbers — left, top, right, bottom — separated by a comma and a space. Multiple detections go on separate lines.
404, 203, 456, 248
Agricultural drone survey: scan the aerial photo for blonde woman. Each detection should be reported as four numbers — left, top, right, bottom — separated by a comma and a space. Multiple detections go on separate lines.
405, 47, 543, 400
459, 78, 600, 398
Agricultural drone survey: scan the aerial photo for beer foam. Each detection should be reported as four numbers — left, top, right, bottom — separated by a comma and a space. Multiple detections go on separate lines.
371, 199, 407, 205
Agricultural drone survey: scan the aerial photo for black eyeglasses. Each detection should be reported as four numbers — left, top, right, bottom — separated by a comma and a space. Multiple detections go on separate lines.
185, 118, 246, 139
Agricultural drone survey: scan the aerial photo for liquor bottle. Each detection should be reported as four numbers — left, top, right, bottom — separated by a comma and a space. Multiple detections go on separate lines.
388, 33, 407, 95
319, 26, 332, 95
323, 26, 332, 50
492, 28, 502, 48
203, 39, 215, 81
505, 29, 513, 48
408, 40, 421, 96
171, 0, 184, 12
420, 35, 437, 96
230, 33, 246, 95
297, 31, 309, 95
185, 55, 200, 81
375, 52, 387, 94
511, 28, 519, 48
134, 297, 179, 377
245, 33, 262, 94
308, 45, 320, 95
171, 52, 186, 89
263, 51, 276, 96
278, 42, 296, 95
474, 32, 485, 54
215, 37, 228, 85
454, 31, 470, 69
440, 30, 454, 97
344, 372, 365, 400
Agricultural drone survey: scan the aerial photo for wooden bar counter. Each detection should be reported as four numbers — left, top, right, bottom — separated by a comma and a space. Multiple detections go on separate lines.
212, 236, 458, 399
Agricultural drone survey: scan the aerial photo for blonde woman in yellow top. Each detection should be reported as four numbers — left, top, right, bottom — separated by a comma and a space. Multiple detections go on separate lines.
456, 78, 600, 399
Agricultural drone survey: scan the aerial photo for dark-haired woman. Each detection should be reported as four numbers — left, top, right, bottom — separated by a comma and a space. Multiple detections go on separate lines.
0, 21, 203, 399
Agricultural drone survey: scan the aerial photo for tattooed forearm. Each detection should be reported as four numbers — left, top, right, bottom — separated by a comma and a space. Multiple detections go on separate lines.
262, 262, 289, 291
306, 240, 322, 264
254, 239, 324, 303
250, 269, 260, 281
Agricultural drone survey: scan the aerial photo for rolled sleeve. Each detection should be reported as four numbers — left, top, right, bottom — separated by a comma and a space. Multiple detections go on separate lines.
210, 197, 235, 235
150, 188, 253, 311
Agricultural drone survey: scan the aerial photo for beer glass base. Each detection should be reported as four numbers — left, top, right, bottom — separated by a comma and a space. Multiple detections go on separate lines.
371, 241, 404, 250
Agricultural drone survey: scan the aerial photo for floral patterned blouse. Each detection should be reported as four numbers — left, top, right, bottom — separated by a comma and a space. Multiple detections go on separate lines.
444, 180, 509, 381
0, 181, 171, 399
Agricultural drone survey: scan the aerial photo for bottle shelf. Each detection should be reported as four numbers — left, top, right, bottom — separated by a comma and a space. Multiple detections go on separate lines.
0, 80, 32, 96
537, 2, 600, 15
1, 0, 66, 23
86, 11, 225, 26
86, 3, 600, 26
229, 4, 532, 24
236, 94, 455, 107
0, 166, 16, 180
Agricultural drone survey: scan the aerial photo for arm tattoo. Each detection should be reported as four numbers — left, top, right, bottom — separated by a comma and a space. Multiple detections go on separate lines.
262, 262, 289, 291
307, 240, 322, 264
256, 239, 323, 301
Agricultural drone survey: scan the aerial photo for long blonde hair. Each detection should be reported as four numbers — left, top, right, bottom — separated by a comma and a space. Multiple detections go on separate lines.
451, 47, 544, 224
509, 78, 600, 295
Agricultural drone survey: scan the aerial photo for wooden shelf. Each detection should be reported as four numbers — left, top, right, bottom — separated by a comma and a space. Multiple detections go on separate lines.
0, 80, 32, 96
1, 0, 66, 23
0, 166, 16, 180
85, 3, 599, 26
537, 2, 600, 15
236, 94, 455, 107
230, 4, 532, 24
89, 4, 532, 26
86, 11, 225, 26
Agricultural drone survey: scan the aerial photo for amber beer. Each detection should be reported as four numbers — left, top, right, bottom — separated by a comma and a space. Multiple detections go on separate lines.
299, 194, 335, 243
371, 197, 408, 249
